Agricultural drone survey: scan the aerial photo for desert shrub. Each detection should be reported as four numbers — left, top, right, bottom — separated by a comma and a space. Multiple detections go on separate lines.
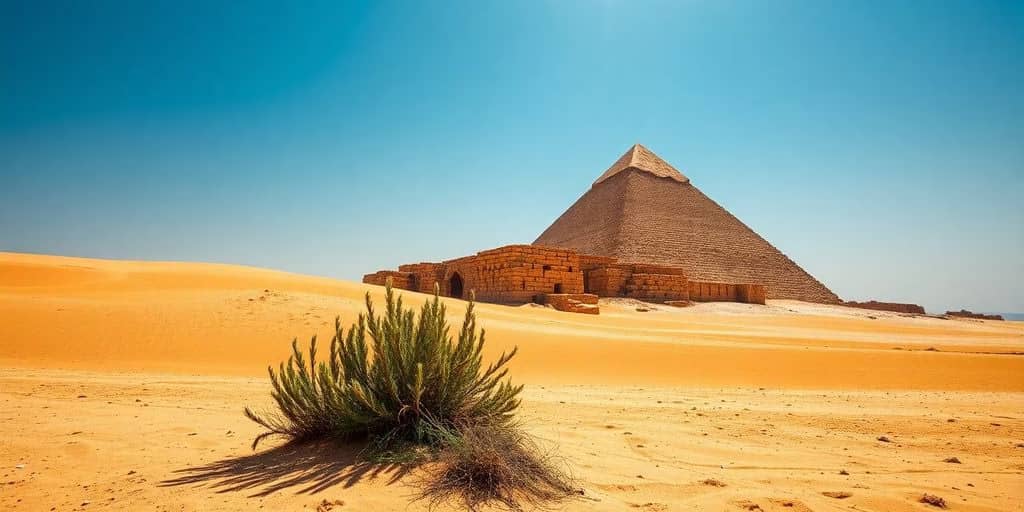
418, 422, 576, 511
245, 279, 522, 451
246, 280, 576, 509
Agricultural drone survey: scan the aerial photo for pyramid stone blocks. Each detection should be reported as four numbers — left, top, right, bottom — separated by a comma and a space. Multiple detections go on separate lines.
535, 144, 839, 304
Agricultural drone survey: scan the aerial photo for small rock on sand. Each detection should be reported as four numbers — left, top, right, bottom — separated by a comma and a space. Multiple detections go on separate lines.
920, 494, 947, 508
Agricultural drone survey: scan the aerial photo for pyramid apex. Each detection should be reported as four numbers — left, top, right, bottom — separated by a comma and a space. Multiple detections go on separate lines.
594, 144, 689, 186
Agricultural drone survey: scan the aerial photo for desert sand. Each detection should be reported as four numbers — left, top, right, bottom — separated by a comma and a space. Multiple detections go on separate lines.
2, 251, 1023, 511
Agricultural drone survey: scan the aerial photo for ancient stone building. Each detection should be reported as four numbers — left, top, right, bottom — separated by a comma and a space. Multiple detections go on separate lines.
365, 245, 584, 304
364, 244, 766, 315
534, 144, 840, 303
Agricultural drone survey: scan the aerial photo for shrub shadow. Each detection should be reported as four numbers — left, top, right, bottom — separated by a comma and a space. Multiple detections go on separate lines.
160, 440, 415, 497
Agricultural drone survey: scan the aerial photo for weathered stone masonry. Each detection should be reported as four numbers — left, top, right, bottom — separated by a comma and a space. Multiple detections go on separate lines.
364, 244, 766, 314
534, 143, 840, 304
843, 300, 925, 315
366, 245, 583, 304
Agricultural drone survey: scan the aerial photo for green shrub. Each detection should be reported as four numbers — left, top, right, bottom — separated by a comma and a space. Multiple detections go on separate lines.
245, 279, 523, 451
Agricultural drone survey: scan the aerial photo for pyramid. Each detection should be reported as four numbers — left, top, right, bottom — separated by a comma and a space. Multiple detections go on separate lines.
534, 144, 840, 303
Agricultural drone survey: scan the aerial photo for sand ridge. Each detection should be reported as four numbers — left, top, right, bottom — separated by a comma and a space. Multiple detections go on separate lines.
2, 251, 1022, 389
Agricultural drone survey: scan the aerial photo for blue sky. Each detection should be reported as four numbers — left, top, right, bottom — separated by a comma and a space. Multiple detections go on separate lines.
2, 1, 1022, 313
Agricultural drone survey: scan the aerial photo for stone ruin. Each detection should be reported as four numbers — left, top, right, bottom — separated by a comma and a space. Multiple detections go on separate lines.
946, 309, 1004, 321
364, 244, 766, 315
843, 300, 926, 315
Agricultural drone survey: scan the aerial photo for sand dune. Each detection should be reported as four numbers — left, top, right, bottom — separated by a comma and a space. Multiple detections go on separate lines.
2, 252, 1022, 389
2, 252, 1023, 511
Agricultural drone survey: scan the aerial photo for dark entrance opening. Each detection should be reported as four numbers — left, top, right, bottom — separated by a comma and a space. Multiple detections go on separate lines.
553, 283, 563, 294
449, 272, 464, 299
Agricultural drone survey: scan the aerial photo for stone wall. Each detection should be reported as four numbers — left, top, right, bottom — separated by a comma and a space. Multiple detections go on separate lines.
585, 266, 629, 296
844, 301, 926, 315
361, 270, 413, 290
689, 281, 734, 302
396, 262, 445, 294
625, 273, 690, 302
946, 309, 1004, 321
375, 245, 584, 304
736, 284, 767, 305
579, 262, 766, 305
585, 263, 690, 300
445, 245, 584, 304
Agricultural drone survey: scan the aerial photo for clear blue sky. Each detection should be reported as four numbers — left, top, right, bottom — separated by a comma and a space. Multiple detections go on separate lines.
2, 1, 1022, 313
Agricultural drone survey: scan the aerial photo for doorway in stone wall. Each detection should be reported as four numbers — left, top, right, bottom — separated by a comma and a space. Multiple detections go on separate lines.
449, 272, 464, 299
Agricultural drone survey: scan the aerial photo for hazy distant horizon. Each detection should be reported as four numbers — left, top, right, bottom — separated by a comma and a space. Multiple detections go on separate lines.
2, 1, 1021, 313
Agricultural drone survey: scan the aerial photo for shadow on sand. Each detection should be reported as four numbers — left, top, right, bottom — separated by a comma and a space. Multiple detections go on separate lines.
160, 440, 415, 497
